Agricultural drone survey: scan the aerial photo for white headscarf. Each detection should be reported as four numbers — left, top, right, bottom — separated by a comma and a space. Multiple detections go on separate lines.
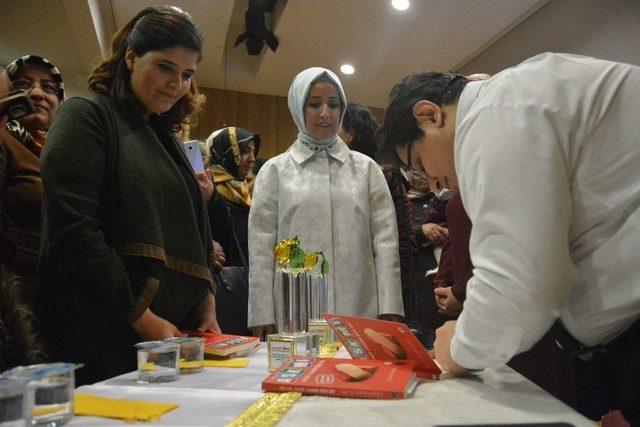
287, 67, 347, 150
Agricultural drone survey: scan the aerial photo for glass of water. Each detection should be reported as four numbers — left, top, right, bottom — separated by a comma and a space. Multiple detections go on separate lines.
135, 341, 180, 383
3, 363, 78, 426
163, 337, 204, 374
0, 377, 28, 427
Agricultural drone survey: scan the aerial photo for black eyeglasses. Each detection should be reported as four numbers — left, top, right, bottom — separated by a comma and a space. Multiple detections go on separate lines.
404, 139, 414, 172
12, 78, 61, 95
402, 139, 431, 189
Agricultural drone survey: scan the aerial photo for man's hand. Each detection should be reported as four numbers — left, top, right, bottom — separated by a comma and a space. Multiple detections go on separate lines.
434, 286, 463, 316
434, 320, 470, 375
422, 223, 449, 246
132, 309, 184, 341
196, 168, 214, 202
197, 292, 221, 333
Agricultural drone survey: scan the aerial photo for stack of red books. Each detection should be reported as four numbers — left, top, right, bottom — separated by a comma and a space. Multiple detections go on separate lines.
262, 314, 442, 399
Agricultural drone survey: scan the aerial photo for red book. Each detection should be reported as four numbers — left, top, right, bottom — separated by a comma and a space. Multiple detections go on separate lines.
322, 314, 442, 379
262, 356, 418, 399
183, 331, 259, 357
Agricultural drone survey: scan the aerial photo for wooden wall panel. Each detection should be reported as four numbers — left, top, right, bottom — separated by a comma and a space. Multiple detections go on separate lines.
190, 87, 386, 159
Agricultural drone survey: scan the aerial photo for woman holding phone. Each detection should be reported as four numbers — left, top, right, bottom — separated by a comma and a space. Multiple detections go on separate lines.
38, 6, 220, 384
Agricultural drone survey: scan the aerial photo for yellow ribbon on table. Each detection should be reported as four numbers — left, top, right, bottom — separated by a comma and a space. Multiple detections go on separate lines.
74, 392, 178, 422
226, 392, 302, 427
203, 358, 249, 368
225, 343, 342, 426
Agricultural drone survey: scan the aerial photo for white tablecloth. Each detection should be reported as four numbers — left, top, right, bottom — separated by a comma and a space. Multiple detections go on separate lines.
71, 345, 592, 426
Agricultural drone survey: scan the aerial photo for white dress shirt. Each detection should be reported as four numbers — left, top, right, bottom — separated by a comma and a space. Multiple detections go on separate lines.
452, 53, 640, 369
247, 139, 403, 328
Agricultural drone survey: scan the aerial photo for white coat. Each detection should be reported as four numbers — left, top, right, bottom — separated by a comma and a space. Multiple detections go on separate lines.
247, 139, 403, 328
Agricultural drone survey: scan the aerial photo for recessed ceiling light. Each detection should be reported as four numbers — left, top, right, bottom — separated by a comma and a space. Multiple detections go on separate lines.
340, 64, 355, 75
391, 0, 410, 11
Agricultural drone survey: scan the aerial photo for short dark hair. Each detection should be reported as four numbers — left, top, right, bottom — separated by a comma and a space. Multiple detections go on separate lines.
341, 103, 380, 161
88, 6, 205, 132
379, 72, 468, 164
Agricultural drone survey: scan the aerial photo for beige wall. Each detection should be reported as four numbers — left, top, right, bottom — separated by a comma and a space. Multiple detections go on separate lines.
190, 87, 385, 159
459, 0, 640, 76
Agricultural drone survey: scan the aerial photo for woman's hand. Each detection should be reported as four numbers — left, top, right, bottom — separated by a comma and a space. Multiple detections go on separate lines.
132, 309, 184, 341
378, 314, 404, 322
434, 286, 463, 316
211, 241, 226, 271
197, 292, 221, 333
434, 320, 469, 374
196, 168, 214, 202
422, 223, 449, 246
251, 325, 275, 341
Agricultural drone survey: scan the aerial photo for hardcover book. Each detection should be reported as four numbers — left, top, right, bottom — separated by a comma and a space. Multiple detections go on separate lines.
322, 314, 442, 379
183, 331, 259, 357
262, 356, 418, 399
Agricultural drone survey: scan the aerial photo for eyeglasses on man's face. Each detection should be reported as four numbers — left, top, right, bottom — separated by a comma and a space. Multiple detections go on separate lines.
12, 78, 60, 95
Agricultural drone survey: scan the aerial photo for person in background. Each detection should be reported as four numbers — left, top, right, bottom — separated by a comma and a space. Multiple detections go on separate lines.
0, 55, 64, 305
0, 67, 45, 371
381, 54, 640, 422
0, 56, 63, 370
204, 127, 259, 335
204, 127, 259, 267
38, 6, 220, 385
248, 67, 403, 339
405, 168, 448, 342
341, 101, 430, 342
338, 102, 379, 160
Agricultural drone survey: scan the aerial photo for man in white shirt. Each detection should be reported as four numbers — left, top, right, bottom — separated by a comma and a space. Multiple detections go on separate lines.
380, 53, 640, 422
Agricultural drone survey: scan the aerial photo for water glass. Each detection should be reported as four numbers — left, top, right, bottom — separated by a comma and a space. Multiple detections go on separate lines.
135, 342, 180, 383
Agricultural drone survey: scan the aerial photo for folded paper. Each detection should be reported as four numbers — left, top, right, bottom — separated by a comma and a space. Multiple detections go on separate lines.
203, 358, 249, 368
74, 392, 178, 422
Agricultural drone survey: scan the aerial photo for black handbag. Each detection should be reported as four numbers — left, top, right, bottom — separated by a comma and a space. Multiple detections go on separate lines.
213, 203, 252, 336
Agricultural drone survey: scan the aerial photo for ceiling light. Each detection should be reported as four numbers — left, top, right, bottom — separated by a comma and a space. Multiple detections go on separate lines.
391, 0, 410, 11
340, 64, 355, 75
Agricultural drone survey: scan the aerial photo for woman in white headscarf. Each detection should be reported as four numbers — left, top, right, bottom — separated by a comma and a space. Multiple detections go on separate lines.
248, 67, 403, 338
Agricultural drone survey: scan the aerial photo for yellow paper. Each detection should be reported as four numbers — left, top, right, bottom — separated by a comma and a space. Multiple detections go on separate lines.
74, 393, 178, 422
32, 404, 66, 417
180, 360, 204, 369
203, 358, 249, 368
140, 362, 156, 371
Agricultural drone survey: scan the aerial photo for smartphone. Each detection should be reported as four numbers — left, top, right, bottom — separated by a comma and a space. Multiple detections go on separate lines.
0, 90, 34, 120
182, 140, 205, 173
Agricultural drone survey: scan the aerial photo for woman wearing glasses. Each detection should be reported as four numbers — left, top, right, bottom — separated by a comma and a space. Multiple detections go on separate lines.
248, 67, 404, 339
38, 7, 220, 384
0, 55, 64, 312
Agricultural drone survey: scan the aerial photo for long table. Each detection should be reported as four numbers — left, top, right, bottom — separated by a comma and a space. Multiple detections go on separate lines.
71, 345, 593, 426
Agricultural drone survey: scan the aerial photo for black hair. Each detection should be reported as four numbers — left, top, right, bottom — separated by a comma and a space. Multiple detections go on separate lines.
341, 103, 379, 161
379, 72, 468, 164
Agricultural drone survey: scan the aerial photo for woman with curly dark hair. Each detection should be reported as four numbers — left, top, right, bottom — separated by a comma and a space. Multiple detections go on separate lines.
38, 6, 220, 384
338, 102, 380, 160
